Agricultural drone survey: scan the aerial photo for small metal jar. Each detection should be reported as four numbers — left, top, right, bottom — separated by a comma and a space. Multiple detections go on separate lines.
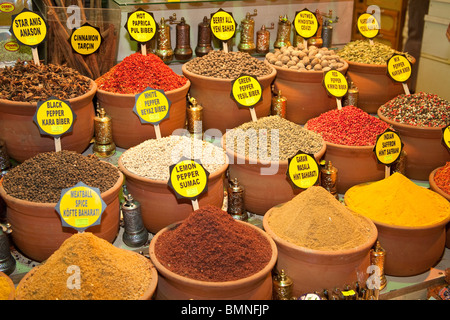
344, 82, 359, 107
195, 16, 213, 57
320, 160, 338, 200
272, 269, 293, 300
0, 223, 16, 275
238, 10, 257, 54
93, 108, 116, 158
274, 15, 291, 49
121, 193, 148, 248
271, 89, 287, 118
256, 23, 274, 54
156, 17, 174, 63
369, 240, 387, 290
187, 96, 203, 137
227, 178, 247, 221
174, 17, 193, 61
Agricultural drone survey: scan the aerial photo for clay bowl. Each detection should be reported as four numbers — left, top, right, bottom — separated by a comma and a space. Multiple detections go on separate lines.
96, 80, 190, 149
15, 251, 158, 300
181, 63, 276, 134
377, 110, 449, 181
270, 61, 348, 125
429, 167, 450, 248
0, 79, 96, 163
118, 156, 228, 234
149, 220, 278, 300
344, 57, 415, 114
262, 205, 378, 297
221, 132, 326, 215
0, 163, 123, 262
0, 271, 15, 300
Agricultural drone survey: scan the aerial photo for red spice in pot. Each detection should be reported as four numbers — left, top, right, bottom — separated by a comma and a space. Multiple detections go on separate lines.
434, 162, 450, 195
305, 105, 390, 146
95, 52, 188, 94
154, 205, 272, 282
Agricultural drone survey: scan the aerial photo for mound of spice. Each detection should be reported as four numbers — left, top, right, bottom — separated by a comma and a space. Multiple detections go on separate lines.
2, 150, 120, 203
337, 40, 414, 65
0, 275, 12, 300
345, 172, 450, 227
154, 205, 272, 282
16, 232, 153, 300
305, 106, 390, 146
225, 116, 324, 161
0, 60, 91, 102
379, 92, 450, 127
95, 52, 188, 94
265, 43, 345, 71
266, 186, 373, 251
185, 50, 273, 79
120, 135, 227, 181
434, 162, 450, 195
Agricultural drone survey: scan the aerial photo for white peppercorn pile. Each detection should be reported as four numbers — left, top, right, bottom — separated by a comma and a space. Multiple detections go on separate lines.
265, 43, 345, 71
225, 116, 324, 161
184, 50, 273, 79
2, 151, 120, 203
120, 136, 227, 181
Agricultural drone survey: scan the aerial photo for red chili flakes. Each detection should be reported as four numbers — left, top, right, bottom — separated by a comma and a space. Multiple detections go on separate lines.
434, 162, 450, 195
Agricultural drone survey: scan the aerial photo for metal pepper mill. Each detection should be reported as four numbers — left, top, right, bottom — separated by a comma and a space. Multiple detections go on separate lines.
187, 95, 203, 138
256, 23, 274, 54
227, 178, 247, 221
321, 10, 339, 48
93, 107, 116, 158
0, 223, 16, 276
307, 9, 323, 48
344, 81, 359, 107
370, 240, 387, 290
174, 17, 193, 61
274, 15, 291, 49
121, 192, 148, 248
272, 269, 293, 300
238, 9, 257, 54
271, 88, 287, 118
156, 16, 174, 63
320, 160, 339, 200
195, 16, 213, 57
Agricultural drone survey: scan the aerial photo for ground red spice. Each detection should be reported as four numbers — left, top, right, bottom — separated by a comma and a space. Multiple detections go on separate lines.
154, 205, 272, 282
434, 162, 450, 195
95, 52, 188, 94
305, 105, 390, 146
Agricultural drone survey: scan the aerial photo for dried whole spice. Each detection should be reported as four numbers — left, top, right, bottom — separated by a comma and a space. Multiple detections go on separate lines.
0, 60, 91, 102
95, 52, 188, 94
16, 232, 153, 300
154, 205, 272, 282
434, 162, 450, 195
2, 150, 120, 203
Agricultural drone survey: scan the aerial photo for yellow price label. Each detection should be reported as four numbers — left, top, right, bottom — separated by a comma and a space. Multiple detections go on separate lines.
55, 182, 106, 232
4, 41, 20, 52
10, 9, 47, 47
125, 9, 156, 43
210, 9, 236, 41
168, 159, 209, 200
231, 75, 263, 108
34, 98, 75, 137
287, 152, 319, 189
323, 70, 348, 98
374, 129, 403, 165
134, 88, 171, 124
443, 125, 450, 150
387, 54, 412, 83
294, 9, 319, 39
70, 24, 102, 55
357, 13, 380, 39
0, 2, 15, 13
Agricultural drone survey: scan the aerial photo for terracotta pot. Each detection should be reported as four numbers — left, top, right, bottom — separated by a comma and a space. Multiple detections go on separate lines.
377, 111, 450, 181
181, 64, 276, 134
96, 81, 190, 149
262, 206, 378, 297
344, 58, 415, 114
221, 133, 326, 215
0, 79, 96, 163
149, 220, 278, 300
0, 271, 15, 300
118, 156, 228, 234
429, 167, 450, 249
0, 164, 123, 262
271, 61, 348, 125
15, 253, 158, 300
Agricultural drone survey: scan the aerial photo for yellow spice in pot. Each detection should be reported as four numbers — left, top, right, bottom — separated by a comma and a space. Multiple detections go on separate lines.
0, 276, 12, 300
345, 173, 450, 227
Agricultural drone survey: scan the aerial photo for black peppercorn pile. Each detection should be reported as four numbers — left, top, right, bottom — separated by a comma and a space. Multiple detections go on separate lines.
2, 151, 120, 203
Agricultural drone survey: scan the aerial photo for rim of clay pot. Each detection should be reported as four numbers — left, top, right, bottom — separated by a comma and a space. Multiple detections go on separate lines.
262, 205, 378, 258
96, 78, 191, 98
268, 59, 348, 80
0, 161, 124, 208
14, 250, 158, 300
149, 219, 278, 288
429, 167, 450, 201
0, 271, 15, 300
221, 130, 327, 166
377, 109, 446, 133
117, 150, 229, 186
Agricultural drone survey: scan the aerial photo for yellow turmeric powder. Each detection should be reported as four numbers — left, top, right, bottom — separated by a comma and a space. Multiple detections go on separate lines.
345, 172, 450, 227
0, 275, 12, 300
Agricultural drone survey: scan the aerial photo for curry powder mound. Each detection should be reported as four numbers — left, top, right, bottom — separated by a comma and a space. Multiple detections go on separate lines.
0, 276, 12, 300
16, 232, 152, 300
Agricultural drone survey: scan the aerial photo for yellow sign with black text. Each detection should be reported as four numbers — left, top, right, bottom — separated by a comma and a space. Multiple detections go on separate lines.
287, 152, 319, 189
323, 70, 348, 98
357, 13, 379, 39
168, 159, 209, 200
294, 9, 319, 39
231, 75, 263, 108
374, 129, 403, 165
125, 9, 156, 44
70, 24, 102, 55
134, 88, 171, 124
210, 9, 236, 41
33, 98, 75, 137
10, 9, 47, 47
387, 54, 412, 83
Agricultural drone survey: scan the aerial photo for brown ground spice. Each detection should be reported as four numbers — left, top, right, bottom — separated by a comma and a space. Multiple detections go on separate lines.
16, 232, 153, 300
267, 186, 372, 251
154, 205, 272, 282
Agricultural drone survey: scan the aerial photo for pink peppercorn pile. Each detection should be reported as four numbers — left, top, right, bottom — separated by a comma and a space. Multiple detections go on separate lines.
305, 106, 390, 146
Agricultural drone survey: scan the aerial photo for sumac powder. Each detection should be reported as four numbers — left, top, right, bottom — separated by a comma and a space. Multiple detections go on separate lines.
154, 205, 272, 282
